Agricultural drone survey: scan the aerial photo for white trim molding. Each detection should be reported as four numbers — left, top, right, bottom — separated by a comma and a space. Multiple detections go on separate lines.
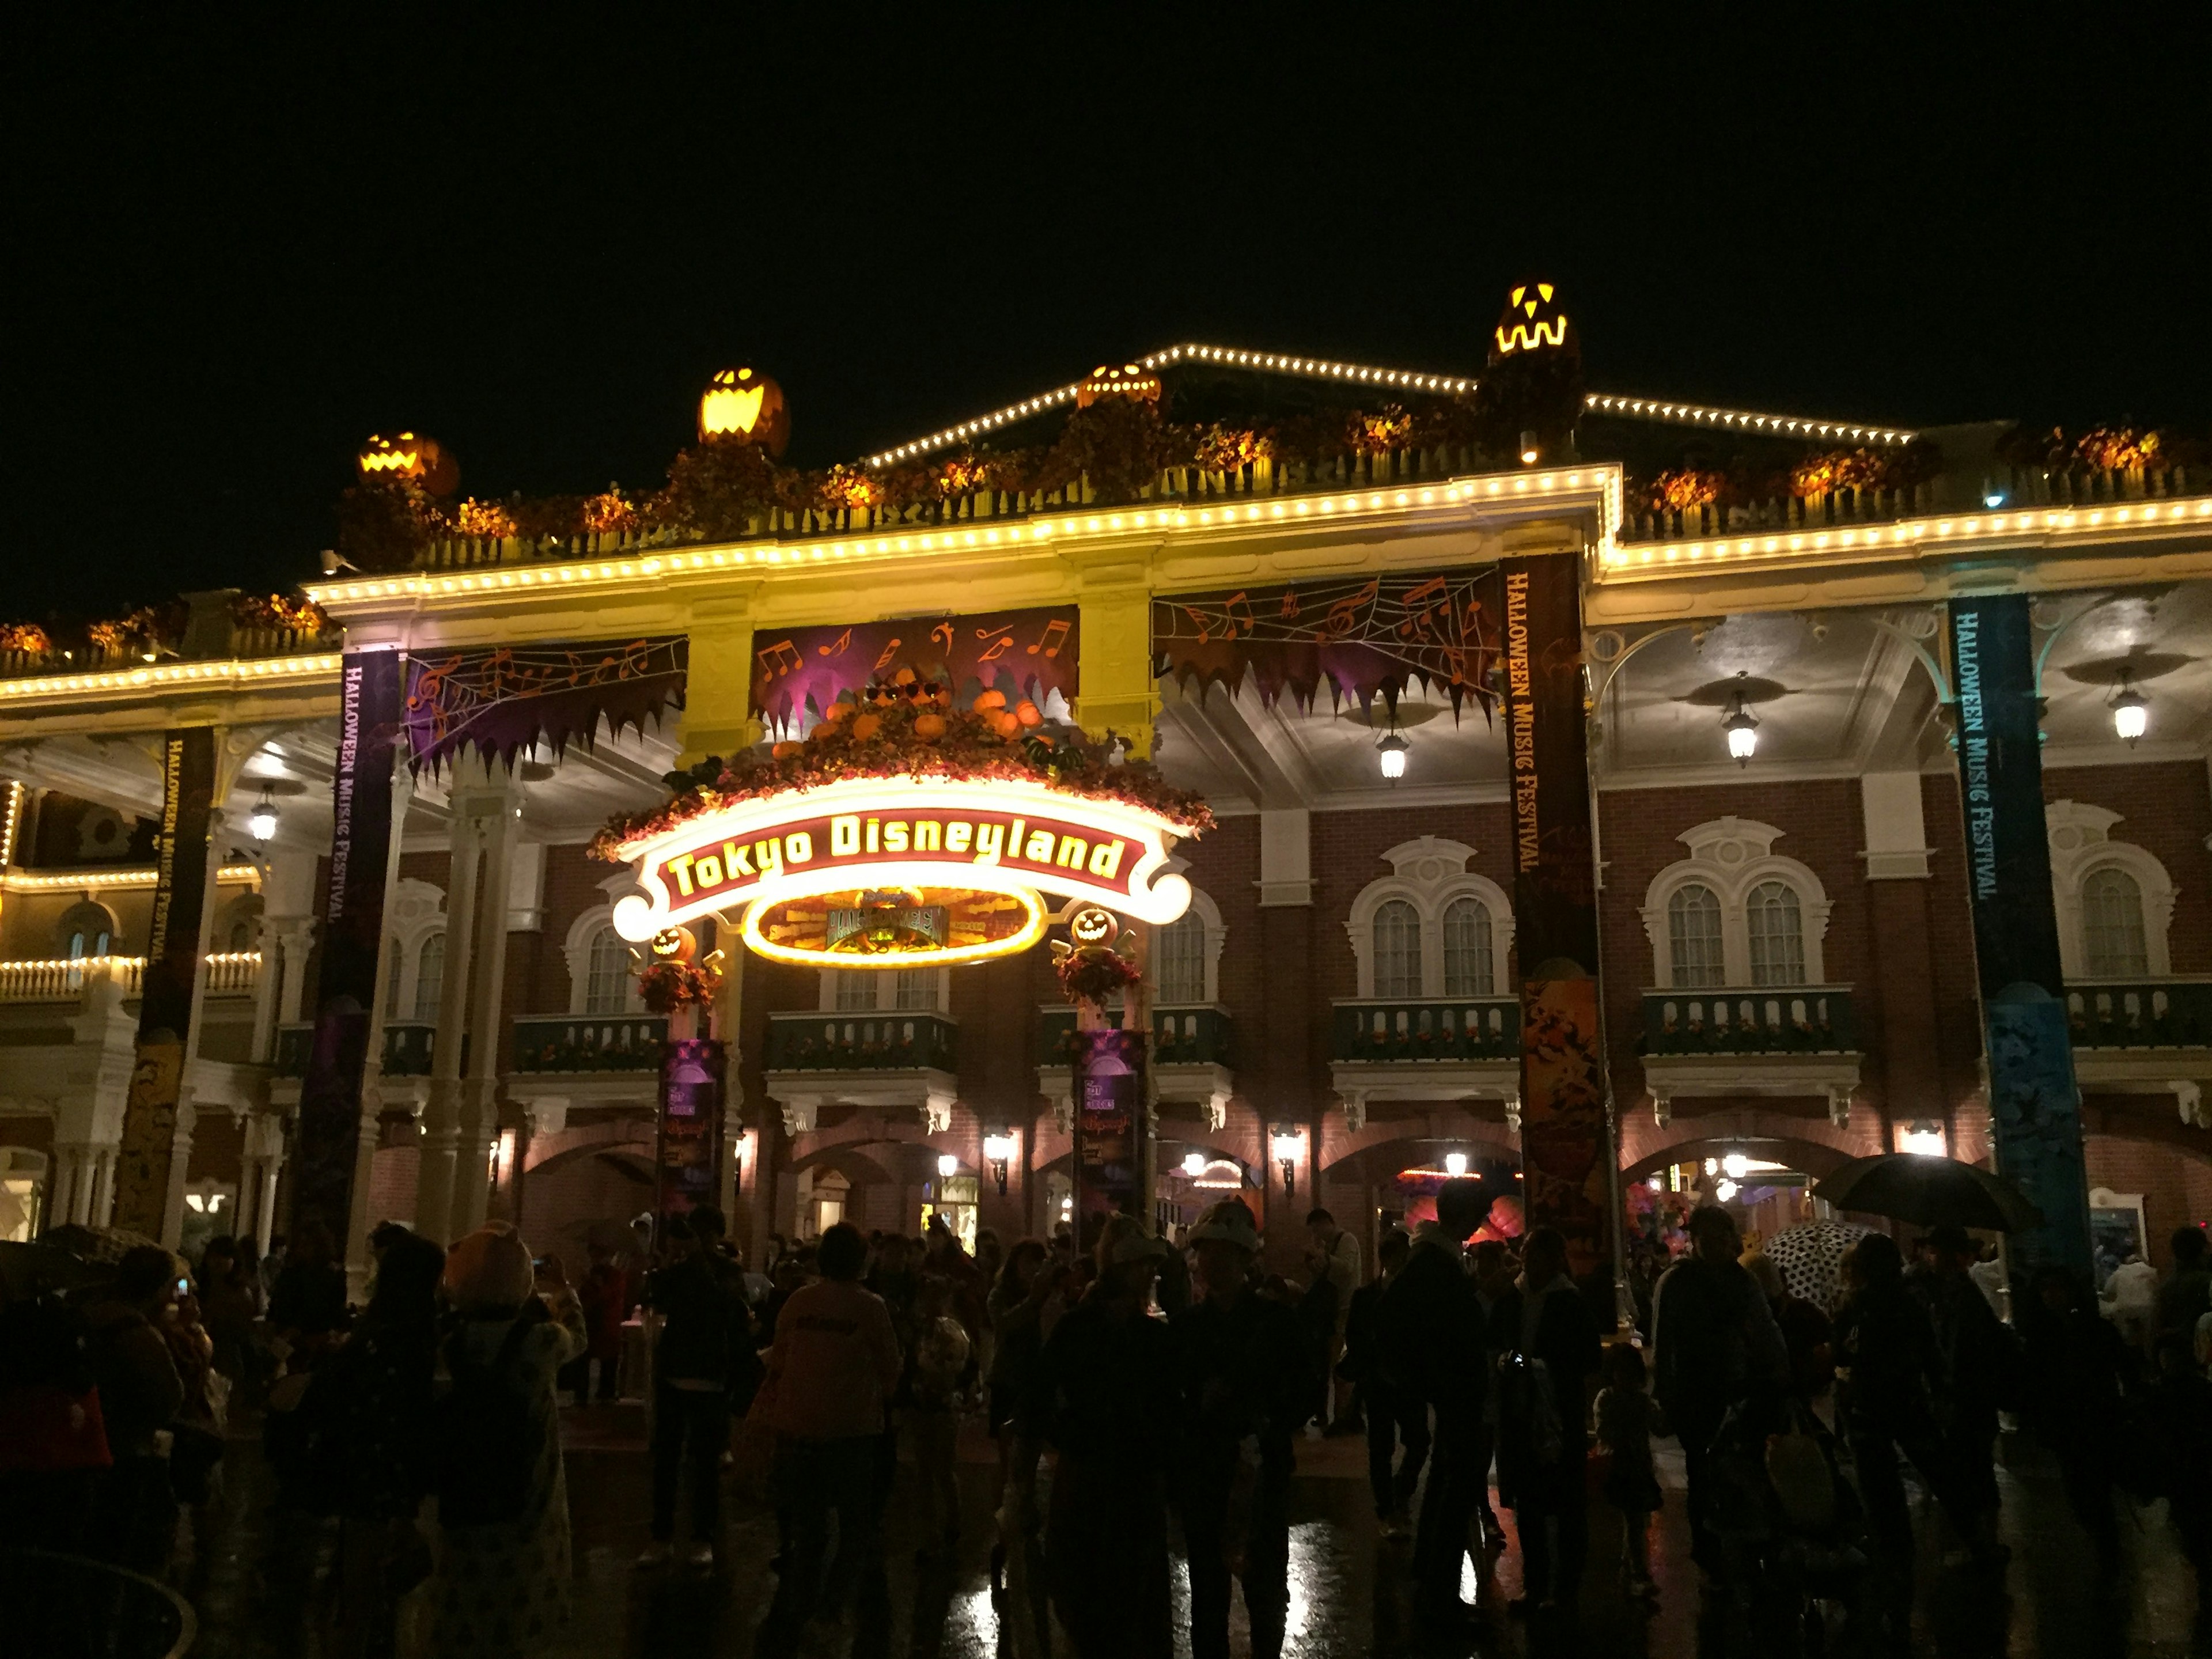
384, 878, 448, 1022
1639, 817, 1833, 988
561, 904, 645, 1017
2047, 801, 2176, 979
1344, 836, 1516, 998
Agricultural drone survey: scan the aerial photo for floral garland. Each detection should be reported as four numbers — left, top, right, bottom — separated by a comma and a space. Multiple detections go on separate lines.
592, 674, 1214, 861
583, 487, 639, 534
87, 606, 174, 656
1646, 468, 1722, 512
1055, 944, 1143, 1006
636, 957, 724, 1013
0, 622, 53, 654
454, 498, 519, 539
229, 593, 329, 634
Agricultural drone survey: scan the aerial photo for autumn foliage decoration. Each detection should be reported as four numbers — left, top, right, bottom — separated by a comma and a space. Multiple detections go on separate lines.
1055, 944, 1143, 1007
635, 957, 724, 1013
593, 670, 1213, 861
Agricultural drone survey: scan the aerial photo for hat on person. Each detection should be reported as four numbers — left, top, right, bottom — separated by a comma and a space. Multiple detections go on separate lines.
443, 1221, 535, 1312
1186, 1198, 1262, 1254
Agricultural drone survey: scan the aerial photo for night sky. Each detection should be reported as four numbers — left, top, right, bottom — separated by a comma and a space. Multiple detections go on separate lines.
5, 12, 2207, 617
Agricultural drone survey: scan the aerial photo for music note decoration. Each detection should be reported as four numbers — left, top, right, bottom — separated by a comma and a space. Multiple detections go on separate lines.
1153, 573, 1500, 721
403, 635, 689, 773
750, 606, 1080, 730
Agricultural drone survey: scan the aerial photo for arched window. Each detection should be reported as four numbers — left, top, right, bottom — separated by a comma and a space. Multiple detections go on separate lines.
412, 933, 446, 1021
2081, 868, 2149, 978
1372, 899, 1423, 998
57, 901, 114, 960
1156, 912, 1207, 1005
583, 926, 632, 1014
1666, 885, 1725, 988
1745, 881, 1806, 987
1441, 897, 1494, 996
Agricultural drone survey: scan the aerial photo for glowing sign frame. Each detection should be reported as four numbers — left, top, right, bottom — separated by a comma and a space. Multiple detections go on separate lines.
610, 776, 1195, 964
739, 884, 1048, 970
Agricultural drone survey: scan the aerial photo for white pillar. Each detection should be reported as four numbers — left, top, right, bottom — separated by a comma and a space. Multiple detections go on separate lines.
412, 795, 486, 1246
48, 1145, 83, 1228
90, 1149, 118, 1226
453, 780, 520, 1239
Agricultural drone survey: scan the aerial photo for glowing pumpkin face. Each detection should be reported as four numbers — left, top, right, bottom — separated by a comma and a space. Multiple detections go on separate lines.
1491, 282, 1570, 358
1067, 904, 1118, 946
1075, 362, 1162, 409
650, 926, 698, 964
357, 431, 459, 495
699, 366, 791, 456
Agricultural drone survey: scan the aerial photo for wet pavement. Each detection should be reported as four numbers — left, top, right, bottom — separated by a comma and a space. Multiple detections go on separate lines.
180, 1404, 2209, 1657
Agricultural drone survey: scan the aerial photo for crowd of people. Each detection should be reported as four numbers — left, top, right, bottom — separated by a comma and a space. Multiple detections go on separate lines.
0, 1194, 2207, 1656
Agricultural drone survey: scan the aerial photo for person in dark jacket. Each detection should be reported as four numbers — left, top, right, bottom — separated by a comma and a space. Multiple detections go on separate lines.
1173, 1199, 1313, 1659
1914, 1225, 2018, 1546
1377, 1190, 1488, 1637
638, 1207, 752, 1569
1650, 1206, 1788, 1574
268, 1218, 349, 1362
1834, 1232, 1995, 1582
1342, 1229, 1427, 1536
1490, 1226, 1604, 1620
2018, 1263, 2131, 1573
82, 1245, 187, 1573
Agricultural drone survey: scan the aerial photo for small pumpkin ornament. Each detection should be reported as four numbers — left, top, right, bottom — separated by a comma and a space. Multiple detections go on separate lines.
771, 740, 803, 759
914, 713, 947, 741
1014, 699, 1043, 728
989, 710, 1021, 739
851, 713, 882, 740
973, 688, 1007, 712
823, 700, 854, 725
1067, 905, 1118, 946
358, 431, 459, 496
650, 926, 698, 965
697, 366, 791, 456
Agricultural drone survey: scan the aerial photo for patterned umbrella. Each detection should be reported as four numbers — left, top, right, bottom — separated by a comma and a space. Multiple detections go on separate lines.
38, 1222, 165, 1264
1757, 1219, 1873, 1313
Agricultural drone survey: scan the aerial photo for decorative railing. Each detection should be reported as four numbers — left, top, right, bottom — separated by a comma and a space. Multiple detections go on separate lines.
764, 1010, 958, 1073
0, 951, 260, 1004
1036, 1003, 1232, 1067
1329, 997, 1520, 1062
1622, 464, 2196, 546
2066, 978, 2212, 1049
1641, 987, 1857, 1055
272, 1020, 437, 1079
510, 1014, 668, 1073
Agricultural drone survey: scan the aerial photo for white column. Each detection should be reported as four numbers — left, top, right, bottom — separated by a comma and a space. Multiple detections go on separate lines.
274, 920, 317, 1025
341, 754, 415, 1289
48, 1145, 84, 1227
412, 798, 486, 1245
453, 780, 520, 1239
157, 810, 230, 1250
90, 1149, 118, 1226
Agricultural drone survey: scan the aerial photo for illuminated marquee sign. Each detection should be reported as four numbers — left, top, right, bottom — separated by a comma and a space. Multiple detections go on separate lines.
610, 777, 1195, 968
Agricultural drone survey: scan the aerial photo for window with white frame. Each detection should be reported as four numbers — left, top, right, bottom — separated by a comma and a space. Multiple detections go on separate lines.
57, 900, 116, 959
892, 968, 937, 1011
412, 932, 445, 1021
1745, 882, 1806, 986
1372, 900, 1423, 998
583, 925, 634, 1014
1441, 897, 1494, 996
1640, 819, 1834, 990
1344, 838, 1515, 999
824, 967, 945, 1013
2081, 868, 2149, 977
1156, 912, 1207, 1004
1666, 885, 1726, 987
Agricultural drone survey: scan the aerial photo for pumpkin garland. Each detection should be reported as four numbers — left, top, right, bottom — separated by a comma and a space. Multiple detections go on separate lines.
591, 674, 1214, 862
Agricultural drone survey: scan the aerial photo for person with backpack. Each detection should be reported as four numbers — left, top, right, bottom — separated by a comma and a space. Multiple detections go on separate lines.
1491, 1226, 1604, 1623
429, 1221, 584, 1659
637, 1206, 753, 1571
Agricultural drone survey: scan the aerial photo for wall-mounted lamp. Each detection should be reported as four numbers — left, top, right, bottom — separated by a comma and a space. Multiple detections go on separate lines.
1519, 429, 1540, 465
983, 1132, 1016, 1197
1442, 1151, 1469, 1179
1270, 1128, 1300, 1198
1899, 1119, 1946, 1158
1181, 1151, 1207, 1179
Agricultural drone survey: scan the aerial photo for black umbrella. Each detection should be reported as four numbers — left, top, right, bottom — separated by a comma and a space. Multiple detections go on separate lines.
1811, 1153, 2044, 1233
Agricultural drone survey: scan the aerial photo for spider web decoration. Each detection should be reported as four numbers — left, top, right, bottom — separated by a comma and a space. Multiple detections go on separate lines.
403, 635, 688, 773
1152, 572, 1499, 721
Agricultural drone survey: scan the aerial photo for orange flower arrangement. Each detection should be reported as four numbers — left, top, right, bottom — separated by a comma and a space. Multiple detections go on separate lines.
454, 498, 518, 539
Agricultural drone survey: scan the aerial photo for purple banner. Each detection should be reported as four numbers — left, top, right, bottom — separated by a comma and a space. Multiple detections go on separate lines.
1154, 573, 1499, 719
750, 606, 1080, 729
1074, 1026, 1145, 1235
656, 1037, 725, 1218
404, 635, 687, 772
296, 649, 403, 1243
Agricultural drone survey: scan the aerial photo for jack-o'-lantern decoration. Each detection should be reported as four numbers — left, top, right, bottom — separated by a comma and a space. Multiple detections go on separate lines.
698, 366, 791, 456
1488, 282, 1574, 363
1067, 905, 1119, 946
1075, 362, 1162, 409
357, 431, 459, 496
650, 926, 698, 964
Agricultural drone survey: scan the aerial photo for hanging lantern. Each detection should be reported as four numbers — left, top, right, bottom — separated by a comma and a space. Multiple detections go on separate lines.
1075, 362, 1162, 409
2110, 671, 2149, 746
357, 432, 459, 496
698, 366, 790, 456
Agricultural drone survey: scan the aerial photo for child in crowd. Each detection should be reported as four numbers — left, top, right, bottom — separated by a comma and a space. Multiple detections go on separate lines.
1594, 1342, 1664, 1600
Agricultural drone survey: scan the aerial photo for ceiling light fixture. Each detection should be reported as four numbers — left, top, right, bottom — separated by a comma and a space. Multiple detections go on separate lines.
1377, 727, 1410, 782
1181, 1152, 1207, 1179
248, 787, 281, 842
2110, 669, 2148, 747
1722, 673, 1759, 765
1443, 1151, 1469, 1179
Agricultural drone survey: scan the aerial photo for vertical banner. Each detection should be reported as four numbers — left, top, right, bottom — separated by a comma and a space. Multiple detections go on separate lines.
112, 729, 218, 1235
1948, 596, 2090, 1279
656, 1038, 725, 1217
295, 649, 404, 1242
1498, 555, 1615, 1305
1073, 1026, 1145, 1239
